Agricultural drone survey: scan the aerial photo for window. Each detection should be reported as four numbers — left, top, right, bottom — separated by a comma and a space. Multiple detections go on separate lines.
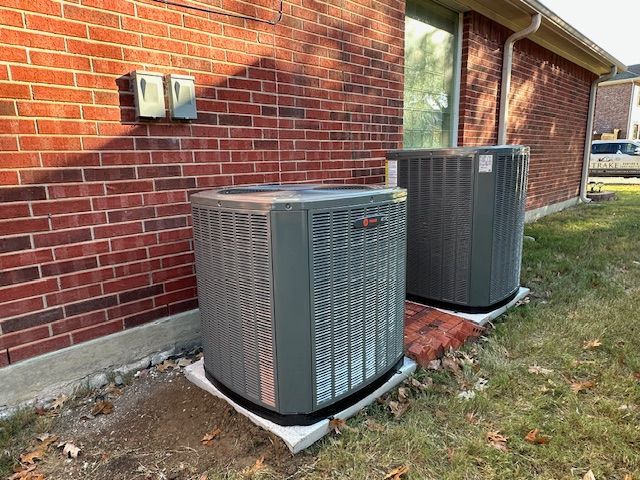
632, 123, 639, 140
592, 143, 617, 154
403, 1, 459, 148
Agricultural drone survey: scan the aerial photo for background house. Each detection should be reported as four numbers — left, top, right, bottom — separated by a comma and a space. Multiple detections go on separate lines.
0, 0, 625, 403
594, 64, 640, 140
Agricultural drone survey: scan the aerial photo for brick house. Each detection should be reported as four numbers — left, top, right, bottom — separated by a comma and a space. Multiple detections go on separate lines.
594, 64, 640, 140
0, 0, 624, 403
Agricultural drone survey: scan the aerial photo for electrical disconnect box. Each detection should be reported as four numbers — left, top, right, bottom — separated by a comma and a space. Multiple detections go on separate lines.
168, 74, 197, 120
132, 71, 165, 119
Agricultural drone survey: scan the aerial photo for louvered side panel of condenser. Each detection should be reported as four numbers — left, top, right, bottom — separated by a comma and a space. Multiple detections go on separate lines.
489, 150, 529, 303
192, 206, 277, 408
400, 155, 473, 304
310, 202, 406, 407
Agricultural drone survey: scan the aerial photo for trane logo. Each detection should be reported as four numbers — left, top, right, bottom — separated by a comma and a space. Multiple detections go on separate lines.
353, 215, 386, 229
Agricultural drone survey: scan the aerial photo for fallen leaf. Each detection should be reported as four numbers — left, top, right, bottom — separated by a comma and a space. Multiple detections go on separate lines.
8, 466, 44, 480
528, 365, 553, 375
474, 378, 489, 391
388, 400, 409, 419
156, 359, 176, 372
442, 356, 460, 374
177, 357, 193, 368
329, 417, 347, 435
583, 339, 602, 350
457, 390, 476, 401
570, 380, 595, 393
51, 394, 68, 410
199, 474, 208, 480
623, 475, 632, 480
409, 376, 433, 391
397, 387, 411, 402
634, 372, 640, 381
524, 428, 550, 445
583, 470, 596, 480
91, 400, 114, 416
62, 442, 81, 459
200, 428, 221, 446
105, 383, 124, 397
383, 465, 409, 479
364, 419, 385, 432
19, 434, 59, 464
465, 412, 479, 424
486, 431, 508, 451
242, 457, 265, 478
446, 447, 455, 461
426, 359, 441, 370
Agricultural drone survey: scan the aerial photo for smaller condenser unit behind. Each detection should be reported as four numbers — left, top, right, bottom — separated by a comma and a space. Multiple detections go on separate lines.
191, 184, 407, 425
387, 146, 529, 312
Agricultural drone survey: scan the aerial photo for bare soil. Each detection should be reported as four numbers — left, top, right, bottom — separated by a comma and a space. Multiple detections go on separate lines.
37, 364, 314, 479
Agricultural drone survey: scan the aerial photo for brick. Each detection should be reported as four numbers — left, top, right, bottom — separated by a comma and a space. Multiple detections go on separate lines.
32, 199, 92, 216
50, 310, 106, 336
46, 284, 103, 307
72, 319, 123, 344
123, 306, 168, 329
110, 233, 158, 252
0, 217, 49, 235
48, 184, 105, 199
103, 274, 150, 294
0, 297, 43, 320
54, 241, 109, 261
0, 186, 46, 203
113, 259, 160, 277
168, 298, 198, 315
41, 257, 98, 277
0, 266, 40, 287
0, 325, 50, 350
0, 349, 7, 367
8, 334, 71, 363
119, 285, 164, 304
64, 295, 117, 317
0, 308, 63, 334
0, 236, 32, 254
34, 228, 92, 248
84, 168, 136, 182
20, 169, 82, 185
60, 268, 114, 289
99, 248, 148, 266
107, 298, 153, 320
0, 279, 58, 304
144, 216, 187, 232
10, 66, 73, 85
107, 207, 156, 223
52, 212, 107, 230
0, 249, 53, 270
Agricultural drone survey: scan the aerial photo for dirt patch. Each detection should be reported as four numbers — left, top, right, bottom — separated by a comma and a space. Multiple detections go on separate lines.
35, 366, 314, 479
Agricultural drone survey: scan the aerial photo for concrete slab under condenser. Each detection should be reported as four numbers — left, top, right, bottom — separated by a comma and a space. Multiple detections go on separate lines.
433, 287, 530, 326
184, 357, 417, 454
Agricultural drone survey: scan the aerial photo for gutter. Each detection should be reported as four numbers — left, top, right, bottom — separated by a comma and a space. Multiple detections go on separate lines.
579, 65, 618, 204
497, 13, 542, 145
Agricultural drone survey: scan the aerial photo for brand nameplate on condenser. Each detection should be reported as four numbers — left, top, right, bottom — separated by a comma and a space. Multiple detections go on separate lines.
353, 215, 386, 229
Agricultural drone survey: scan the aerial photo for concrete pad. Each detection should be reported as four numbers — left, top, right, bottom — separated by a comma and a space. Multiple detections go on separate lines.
434, 287, 530, 326
184, 357, 417, 454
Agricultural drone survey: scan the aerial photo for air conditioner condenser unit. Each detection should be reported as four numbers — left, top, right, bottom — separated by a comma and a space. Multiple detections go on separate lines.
191, 184, 407, 425
387, 146, 530, 312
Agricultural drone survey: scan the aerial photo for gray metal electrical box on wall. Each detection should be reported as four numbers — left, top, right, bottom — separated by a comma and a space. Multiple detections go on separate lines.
191, 184, 407, 425
132, 71, 165, 119
168, 74, 197, 120
387, 146, 530, 313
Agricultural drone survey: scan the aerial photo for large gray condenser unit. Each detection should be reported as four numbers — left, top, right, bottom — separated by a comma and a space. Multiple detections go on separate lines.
387, 146, 529, 312
191, 184, 407, 425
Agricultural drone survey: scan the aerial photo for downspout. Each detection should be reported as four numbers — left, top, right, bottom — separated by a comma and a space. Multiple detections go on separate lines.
497, 13, 542, 145
579, 65, 617, 203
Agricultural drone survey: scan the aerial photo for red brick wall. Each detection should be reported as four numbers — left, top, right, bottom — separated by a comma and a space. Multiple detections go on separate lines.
458, 12, 596, 210
594, 83, 633, 138
0, 0, 404, 365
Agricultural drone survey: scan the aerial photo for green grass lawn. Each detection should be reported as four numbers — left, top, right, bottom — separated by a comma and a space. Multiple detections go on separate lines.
2, 186, 639, 480
301, 185, 640, 480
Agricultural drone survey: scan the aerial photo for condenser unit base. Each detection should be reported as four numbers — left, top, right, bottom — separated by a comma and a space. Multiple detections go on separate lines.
185, 357, 417, 453
407, 287, 520, 314
434, 286, 530, 326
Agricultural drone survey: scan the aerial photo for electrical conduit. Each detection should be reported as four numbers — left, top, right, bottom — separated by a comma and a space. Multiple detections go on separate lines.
579, 65, 618, 203
497, 13, 542, 145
